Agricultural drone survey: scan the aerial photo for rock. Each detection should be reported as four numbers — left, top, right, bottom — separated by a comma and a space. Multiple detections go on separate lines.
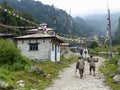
0, 80, 8, 89
113, 75, 120, 84
16, 80, 25, 87
38, 79, 42, 83
109, 74, 115, 78
46, 74, 51, 78
28, 66, 43, 74
117, 60, 120, 65
117, 67, 120, 74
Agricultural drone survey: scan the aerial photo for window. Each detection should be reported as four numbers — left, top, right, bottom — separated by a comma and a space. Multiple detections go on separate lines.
29, 42, 39, 51
28, 41, 40, 51
29, 44, 38, 51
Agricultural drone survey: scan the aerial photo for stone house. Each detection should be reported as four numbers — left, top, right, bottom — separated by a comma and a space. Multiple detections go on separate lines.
14, 33, 63, 62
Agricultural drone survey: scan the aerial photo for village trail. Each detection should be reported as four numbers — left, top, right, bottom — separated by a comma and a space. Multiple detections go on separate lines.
45, 54, 112, 90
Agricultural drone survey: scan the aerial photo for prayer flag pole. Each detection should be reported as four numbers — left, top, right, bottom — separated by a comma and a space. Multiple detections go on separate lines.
107, 0, 112, 60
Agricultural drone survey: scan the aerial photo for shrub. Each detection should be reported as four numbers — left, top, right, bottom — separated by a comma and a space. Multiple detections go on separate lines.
88, 41, 99, 49
0, 39, 30, 71
0, 39, 22, 64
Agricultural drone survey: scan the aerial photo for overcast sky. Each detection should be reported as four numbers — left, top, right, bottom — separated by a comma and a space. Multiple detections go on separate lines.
37, 0, 120, 17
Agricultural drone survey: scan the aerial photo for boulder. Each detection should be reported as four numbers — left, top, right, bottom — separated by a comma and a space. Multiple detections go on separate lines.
0, 80, 8, 89
117, 60, 120, 65
109, 74, 115, 78
117, 67, 120, 74
16, 80, 25, 88
113, 75, 120, 84
28, 66, 43, 74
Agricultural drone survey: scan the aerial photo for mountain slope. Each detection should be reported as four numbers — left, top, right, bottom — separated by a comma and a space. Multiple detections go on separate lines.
1, 0, 96, 37
84, 12, 120, 36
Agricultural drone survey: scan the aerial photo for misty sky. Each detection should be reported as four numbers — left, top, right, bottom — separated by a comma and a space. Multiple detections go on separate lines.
37, 0, 120, 17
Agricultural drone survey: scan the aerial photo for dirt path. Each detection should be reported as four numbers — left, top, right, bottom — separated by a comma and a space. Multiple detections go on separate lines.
45, 56, 111, 90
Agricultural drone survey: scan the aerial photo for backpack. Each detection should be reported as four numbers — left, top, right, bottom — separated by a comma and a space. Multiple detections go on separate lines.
90, 59, 95, 67
76, 60, 84, 69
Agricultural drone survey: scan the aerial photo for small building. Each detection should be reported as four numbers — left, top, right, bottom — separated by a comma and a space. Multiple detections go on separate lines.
26, 28, 55, 35
0, 33, 16, 42
60, 43, 70, 57
60, 43, 69, 50
14, 33, 63, 62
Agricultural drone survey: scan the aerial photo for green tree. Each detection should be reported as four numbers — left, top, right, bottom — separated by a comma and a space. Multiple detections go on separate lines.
88, 41, 99, 49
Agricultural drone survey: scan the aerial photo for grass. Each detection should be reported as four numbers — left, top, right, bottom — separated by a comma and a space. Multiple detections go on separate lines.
99, 55, 120, 90
0, 55, 78, 90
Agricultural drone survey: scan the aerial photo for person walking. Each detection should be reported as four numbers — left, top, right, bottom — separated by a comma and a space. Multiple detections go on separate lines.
76, 57, 85, 79
80, 49, 83, 57
88, 55, 98, 76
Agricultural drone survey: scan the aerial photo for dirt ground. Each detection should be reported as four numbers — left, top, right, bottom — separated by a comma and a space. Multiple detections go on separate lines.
45, 56, 111, 90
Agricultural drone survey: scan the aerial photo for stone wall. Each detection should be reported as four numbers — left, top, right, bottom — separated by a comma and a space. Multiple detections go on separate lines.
17, 39, 51, 62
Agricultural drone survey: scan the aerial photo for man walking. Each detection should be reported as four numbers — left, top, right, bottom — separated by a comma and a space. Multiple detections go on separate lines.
88, 55, 98, 76
76, 57, 85, 79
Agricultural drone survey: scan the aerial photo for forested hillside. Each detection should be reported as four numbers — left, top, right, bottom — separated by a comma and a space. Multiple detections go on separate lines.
0, 1, 39, 35
1, 0, 120, 38
0, 0, 96, 37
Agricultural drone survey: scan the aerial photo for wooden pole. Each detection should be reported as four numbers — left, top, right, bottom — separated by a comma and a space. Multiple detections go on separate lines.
107, 0, 112, 60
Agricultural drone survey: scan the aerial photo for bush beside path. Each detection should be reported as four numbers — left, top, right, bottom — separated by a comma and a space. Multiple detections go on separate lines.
45, 56, 111, 90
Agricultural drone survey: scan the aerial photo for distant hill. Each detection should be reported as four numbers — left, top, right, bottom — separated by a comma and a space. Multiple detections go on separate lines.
84, 12, 120, 45
0, 0, 96, 37
84, 12, 120, 36
73, 17, 95, 36
112, 17, 120, 45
